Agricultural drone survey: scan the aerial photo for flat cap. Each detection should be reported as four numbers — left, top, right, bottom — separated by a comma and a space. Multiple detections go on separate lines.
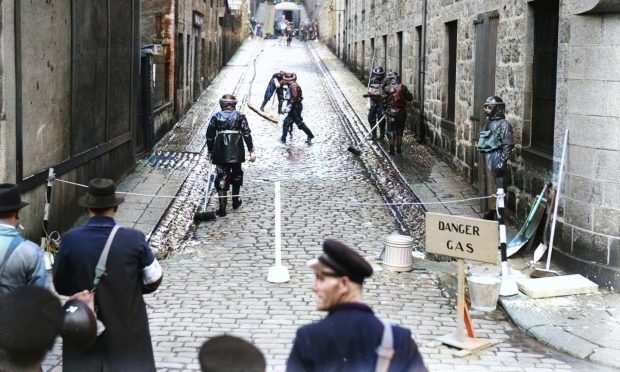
310, 239, 373, 284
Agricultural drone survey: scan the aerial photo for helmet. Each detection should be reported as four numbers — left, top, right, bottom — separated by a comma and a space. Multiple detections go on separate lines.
282, 72, 297, 84
371, 66, 385, 79
483, 96, 505, 117
386, 71, 400, 83
61, 299, 97, 351
219, 94, 238, 110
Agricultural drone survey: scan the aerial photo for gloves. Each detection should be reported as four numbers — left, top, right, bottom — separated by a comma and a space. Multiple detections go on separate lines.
249, 151, 257, 162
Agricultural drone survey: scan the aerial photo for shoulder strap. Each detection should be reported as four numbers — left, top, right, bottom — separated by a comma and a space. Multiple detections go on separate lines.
92, 225, 120, 291
375, 320, 395, 372
0, 235, 25, 278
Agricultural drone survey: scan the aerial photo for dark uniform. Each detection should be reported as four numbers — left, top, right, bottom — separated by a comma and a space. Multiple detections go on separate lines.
287, 240, 427, 372
382, 72, 414, 155
476, 96, 514, 214
261, 72, 285, 114
206, 109, 254, 216
281, 74, 314, 144
363, 67, 386, 140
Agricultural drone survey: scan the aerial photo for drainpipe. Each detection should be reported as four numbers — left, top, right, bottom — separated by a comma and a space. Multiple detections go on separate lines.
418, 0, 427, 142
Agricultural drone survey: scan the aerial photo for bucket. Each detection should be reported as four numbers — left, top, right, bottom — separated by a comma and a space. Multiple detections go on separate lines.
467, 274, 502, 312
381, 233, 413, 272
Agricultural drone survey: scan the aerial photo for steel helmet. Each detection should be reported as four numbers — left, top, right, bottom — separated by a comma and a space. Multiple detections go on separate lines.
386, 70, 400, 83
282, 72, 297, 83
371, 66, 386, 78
61, 299, 97, 351
483, 96, 505, 116
219, 94, 238, 110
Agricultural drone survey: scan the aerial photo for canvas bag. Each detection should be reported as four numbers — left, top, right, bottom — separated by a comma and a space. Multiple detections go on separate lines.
69, 224, 121, 336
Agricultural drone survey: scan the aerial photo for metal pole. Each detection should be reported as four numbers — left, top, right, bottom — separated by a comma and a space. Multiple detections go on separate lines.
456, 258, 466, 341
267, 180, 289, 283
274, 181, 282, 266
498, 188, 518, 296
546, 129, 569, 271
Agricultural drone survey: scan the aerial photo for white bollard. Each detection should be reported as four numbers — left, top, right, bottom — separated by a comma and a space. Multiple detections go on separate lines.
268, 181, 290, 283
497, 188, 518, 296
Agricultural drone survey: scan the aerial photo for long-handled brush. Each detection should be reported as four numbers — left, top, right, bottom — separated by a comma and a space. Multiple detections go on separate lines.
347, 115, 386, 156
193, 164, 218, 222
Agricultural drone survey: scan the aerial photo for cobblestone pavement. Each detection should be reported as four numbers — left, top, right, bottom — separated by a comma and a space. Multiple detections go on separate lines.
43, 39, 609, 371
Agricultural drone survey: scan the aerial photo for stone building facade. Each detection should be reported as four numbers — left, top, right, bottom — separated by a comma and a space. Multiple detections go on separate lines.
1, 0, 142, 236
140, 0, 247, 149
311, 0, 619, 289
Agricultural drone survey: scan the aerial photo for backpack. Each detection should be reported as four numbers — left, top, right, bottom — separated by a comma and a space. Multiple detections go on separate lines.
385, 81, 408, 110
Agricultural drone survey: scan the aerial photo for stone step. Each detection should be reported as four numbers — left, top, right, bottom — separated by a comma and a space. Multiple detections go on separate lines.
516, 274, 598, 298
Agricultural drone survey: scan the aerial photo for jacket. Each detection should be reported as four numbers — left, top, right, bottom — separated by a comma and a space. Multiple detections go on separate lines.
287, 303, 427, 372
477, 115, 514, 163
206, 110, 254, 165
287, 82, 303, 104
54, 216, 162, 371
0, 224, 47, 294
382, 81, 414, 115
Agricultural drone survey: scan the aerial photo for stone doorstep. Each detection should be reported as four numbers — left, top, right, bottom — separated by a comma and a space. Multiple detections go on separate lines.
528, 324, 597, 359
516, 274, 599, 298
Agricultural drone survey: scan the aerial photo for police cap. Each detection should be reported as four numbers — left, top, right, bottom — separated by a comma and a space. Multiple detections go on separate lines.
310, 239, 373, 284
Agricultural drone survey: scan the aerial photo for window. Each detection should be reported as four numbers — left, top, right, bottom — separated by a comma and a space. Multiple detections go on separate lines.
382, 34, 387, 71
415, 26, 422, 100
361, 40, 366, 81
176, 33, 183, 89
530, 0, 559, 154
444, 21, 457, 121
155, 13, 163, 39
397, 31, 403, 79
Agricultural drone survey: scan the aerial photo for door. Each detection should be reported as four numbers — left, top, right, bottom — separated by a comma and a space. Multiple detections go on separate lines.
472, 11, 498, 211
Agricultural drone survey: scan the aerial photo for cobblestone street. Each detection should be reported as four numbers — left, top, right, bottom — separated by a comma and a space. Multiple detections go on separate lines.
42, 39, 610, 372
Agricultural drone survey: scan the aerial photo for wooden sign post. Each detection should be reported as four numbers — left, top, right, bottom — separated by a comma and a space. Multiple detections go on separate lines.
425, 212, 499, 354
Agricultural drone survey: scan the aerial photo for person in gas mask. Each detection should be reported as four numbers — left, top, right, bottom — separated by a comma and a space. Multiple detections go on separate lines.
260, 71, 286, 114
362, 67, 386, 140
476, 96, 514, 219
281, 73, 314, 144
206, 94, 256, 217
382, 71, 413, 155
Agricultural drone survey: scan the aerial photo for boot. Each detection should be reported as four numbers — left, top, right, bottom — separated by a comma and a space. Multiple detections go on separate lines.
389, 144, 395, 156
260, 101, 266, 111
217, 192, 227, 217
232, 185, 242, 209
298, 123, 314, 143
379, 127, 385, 141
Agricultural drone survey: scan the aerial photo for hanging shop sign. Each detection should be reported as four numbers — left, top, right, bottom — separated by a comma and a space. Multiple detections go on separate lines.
193, 11, 204, 27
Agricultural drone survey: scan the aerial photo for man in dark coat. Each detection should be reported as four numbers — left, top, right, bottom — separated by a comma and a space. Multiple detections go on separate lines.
54, 178, 163, 372
281, 73, 314, 144
287, 239, 427, 372
476, 96, 515, 218
206, 94, 256, 217
382, 71, 414, 155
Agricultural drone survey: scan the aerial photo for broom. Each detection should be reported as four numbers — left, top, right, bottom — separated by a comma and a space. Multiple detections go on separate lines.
347, 115, 386, 156
193, 164, 218, 222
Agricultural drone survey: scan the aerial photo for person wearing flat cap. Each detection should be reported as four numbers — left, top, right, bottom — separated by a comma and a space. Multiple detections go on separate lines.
53, 178, 163, 371
0, 183, 47, 294
287, 239, 427, 372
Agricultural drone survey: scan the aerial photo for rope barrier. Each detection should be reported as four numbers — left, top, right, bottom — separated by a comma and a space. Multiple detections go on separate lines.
326, 194, 495, 206
52, 178, 273, 200
52, 177, 496, 206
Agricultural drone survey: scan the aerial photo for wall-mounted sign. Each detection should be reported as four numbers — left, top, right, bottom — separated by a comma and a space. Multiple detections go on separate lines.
152, 44, 163, 55
193, 11, 204, 27
425, 212, 499, 264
